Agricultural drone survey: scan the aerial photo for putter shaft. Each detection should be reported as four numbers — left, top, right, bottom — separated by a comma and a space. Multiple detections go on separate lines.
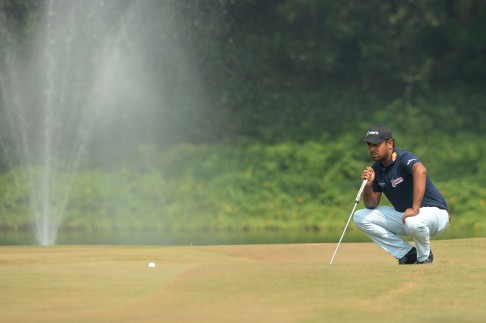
329, 179, 368, 265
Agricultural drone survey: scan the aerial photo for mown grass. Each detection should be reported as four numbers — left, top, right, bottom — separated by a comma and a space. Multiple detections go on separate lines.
1, 238, 485, 323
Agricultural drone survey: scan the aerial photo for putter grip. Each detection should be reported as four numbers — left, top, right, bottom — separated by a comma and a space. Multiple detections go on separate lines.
355, 179, 368, 203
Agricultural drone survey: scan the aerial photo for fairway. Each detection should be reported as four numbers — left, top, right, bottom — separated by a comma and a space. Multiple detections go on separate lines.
1, 238, 485, 323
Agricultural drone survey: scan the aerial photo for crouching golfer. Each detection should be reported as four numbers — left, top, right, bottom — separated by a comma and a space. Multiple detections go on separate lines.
354, 124, 449, 264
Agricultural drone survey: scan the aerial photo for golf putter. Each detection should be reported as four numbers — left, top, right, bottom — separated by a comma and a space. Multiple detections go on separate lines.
329, 179, 368, 265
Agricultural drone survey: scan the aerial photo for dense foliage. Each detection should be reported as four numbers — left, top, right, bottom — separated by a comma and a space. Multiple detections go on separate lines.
1, 133, 484, 240
1, 0, 485, 147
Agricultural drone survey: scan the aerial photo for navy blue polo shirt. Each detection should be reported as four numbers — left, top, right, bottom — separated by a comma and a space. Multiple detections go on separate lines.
372, 149, 448, 212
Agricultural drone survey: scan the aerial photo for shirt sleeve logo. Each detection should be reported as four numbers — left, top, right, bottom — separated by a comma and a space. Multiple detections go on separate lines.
391, 177, 404, 187
407, 159, 417, 165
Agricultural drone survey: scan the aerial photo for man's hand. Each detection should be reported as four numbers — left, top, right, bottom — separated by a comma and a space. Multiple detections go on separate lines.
402, 208, 420, 223
361, 166, 375, 185
362, 167, 380, 208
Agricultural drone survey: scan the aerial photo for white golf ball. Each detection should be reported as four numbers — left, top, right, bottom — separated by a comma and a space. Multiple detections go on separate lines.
148, 262, 156, 268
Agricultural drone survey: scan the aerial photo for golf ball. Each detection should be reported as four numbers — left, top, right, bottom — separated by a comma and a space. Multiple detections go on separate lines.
148, 262, 156, 268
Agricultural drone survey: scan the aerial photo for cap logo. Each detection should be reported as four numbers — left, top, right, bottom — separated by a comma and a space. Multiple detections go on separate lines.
367, 130, 379, 136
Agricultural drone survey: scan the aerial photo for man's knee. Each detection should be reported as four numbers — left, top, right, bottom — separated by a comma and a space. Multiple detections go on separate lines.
403, 217, 427, 235
353, 208, 370, 227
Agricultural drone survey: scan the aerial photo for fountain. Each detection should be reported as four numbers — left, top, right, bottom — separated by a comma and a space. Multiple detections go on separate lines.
0, 0, 206, 245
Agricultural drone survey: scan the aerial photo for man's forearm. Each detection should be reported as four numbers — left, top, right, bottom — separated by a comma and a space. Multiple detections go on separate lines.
363, 185, 379, 209
412, 164, 427, 210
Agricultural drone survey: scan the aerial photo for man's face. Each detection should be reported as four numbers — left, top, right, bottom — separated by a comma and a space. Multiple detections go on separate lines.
367, 140, 392, 162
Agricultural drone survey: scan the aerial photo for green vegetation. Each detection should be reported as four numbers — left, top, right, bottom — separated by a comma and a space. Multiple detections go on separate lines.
1, 130, 484, 239
1, 240, 485, 322
1, 0, 485, 147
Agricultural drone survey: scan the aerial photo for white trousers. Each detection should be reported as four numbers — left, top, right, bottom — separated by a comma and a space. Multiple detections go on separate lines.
353, 206, 449, 262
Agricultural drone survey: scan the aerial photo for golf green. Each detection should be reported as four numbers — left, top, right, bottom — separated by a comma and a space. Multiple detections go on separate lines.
1, 238, 485, 322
